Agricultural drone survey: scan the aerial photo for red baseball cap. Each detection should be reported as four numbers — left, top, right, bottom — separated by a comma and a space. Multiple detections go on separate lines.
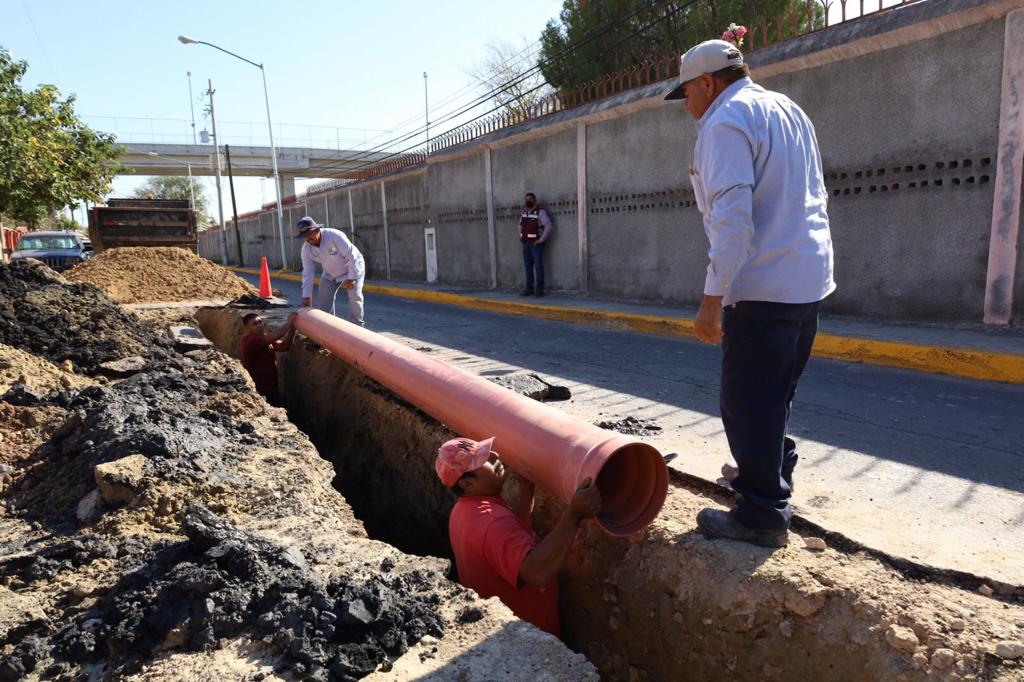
435, 436, 496, 487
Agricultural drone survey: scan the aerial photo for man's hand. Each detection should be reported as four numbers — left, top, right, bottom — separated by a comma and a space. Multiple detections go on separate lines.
341, 279, 355, 290
300, 297, 311, 308
569, 478, 602, 520
286, 312, 297, 327
695, 295, 724, 345
518, 476, 602, 588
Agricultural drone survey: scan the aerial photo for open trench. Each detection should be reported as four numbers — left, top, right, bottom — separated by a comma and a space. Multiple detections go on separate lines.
195, 306, 1024, 681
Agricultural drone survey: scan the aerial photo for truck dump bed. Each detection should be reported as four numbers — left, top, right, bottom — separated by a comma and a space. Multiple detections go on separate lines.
88, 199, 198, 252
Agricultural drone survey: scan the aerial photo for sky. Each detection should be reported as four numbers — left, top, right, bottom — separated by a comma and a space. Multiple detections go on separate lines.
3, 0, 564, 219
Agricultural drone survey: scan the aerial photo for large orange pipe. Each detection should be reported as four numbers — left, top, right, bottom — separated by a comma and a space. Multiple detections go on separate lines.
295, 309, 667, 536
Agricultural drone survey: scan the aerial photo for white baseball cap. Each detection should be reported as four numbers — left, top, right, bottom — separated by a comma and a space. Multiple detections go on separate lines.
664, 40, 745, 100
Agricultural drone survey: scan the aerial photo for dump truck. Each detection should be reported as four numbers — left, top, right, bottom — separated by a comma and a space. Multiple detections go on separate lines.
88, 198, 197, 253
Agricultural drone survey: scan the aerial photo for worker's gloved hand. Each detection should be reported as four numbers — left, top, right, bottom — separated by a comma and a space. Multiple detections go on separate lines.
569, 477, 602, 520
341, 279, 355, 290
300, 297, 311, 307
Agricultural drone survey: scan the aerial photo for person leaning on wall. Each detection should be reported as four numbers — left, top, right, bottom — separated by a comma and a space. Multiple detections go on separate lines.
518, 192, 553, 297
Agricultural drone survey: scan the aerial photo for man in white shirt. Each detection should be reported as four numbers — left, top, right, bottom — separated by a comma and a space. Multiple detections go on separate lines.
665, 40, 835, 547
296, 216, 366, 326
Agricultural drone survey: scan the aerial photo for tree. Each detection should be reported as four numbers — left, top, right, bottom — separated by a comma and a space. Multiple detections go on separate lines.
467, 39, 552, 120
53, 213, 84, 234
131, 176, 213, 227
539, 0, 821, 91
0, 48, 123, 226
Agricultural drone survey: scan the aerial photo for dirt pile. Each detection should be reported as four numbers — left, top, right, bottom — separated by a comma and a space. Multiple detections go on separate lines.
67, 247, 256, 304
0, 402, 66, 490
0, 260, 172, 372
3, 505, 446, 681
0, 344, 452, 680
0, 344, 93, 395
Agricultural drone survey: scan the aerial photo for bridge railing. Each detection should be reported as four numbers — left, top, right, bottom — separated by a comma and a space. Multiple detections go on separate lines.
83, 116, 402, 152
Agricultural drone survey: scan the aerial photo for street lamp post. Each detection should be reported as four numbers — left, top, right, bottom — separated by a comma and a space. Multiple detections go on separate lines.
206, 79, 229, 266
423, 71, 430, 155
178, 35, 289, 270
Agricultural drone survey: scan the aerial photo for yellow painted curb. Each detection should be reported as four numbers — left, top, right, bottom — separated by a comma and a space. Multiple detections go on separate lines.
227, 266, 1024, 384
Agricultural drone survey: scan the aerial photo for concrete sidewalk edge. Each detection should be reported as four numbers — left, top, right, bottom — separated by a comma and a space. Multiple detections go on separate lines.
230, 266, 1024, 385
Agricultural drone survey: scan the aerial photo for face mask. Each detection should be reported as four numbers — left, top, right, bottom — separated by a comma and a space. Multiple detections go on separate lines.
525, 200, 536, 208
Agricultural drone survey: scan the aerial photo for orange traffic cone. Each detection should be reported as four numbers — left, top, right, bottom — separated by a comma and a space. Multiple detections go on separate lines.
258, 257, 273, 298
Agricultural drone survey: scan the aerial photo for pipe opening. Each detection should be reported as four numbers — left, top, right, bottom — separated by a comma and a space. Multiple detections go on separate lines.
595, 442, 668, 536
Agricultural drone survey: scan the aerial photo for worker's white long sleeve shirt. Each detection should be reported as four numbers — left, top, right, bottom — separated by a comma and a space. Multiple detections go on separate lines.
691, 77, 835, 306
300, 228, 365, 299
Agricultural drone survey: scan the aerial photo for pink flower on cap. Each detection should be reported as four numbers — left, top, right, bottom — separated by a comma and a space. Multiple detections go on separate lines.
722, 23, 748, 47
435, 436, 496, 487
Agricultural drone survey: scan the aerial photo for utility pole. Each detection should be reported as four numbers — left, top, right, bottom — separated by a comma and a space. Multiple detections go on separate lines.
423, 71, 430, 155
206, 79, 229, 265
224, 145, 244, 265
187, 71, 197, 145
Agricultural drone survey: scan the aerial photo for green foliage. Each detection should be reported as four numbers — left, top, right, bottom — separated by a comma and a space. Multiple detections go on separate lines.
0, 48, 124, 226
53, 213, 83, 234
131, 175, 212, 226
539, 0, 821, 91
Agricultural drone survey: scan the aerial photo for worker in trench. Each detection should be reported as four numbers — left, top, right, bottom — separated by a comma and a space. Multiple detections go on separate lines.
664, 38, 835, 547
239, 312, 296, 407
435, 436, 601, 639
296, 216, 366, 326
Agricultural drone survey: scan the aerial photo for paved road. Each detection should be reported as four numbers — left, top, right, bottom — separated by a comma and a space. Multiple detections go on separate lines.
243, 273, 1024, 585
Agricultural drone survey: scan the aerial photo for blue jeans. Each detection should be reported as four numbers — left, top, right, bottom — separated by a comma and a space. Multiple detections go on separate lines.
317, 272, 365, 326
522, 242, 545, 292
720, 300, 820, 530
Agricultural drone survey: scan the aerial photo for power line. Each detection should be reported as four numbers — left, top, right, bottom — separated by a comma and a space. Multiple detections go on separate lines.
309, 0, 696, 179
374, 38, 544, 139
309, 0, 687, 177
19, 0, 58, 82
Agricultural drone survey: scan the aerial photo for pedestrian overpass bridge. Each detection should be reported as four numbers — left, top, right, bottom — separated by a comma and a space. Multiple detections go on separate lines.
117, 143, 390, 195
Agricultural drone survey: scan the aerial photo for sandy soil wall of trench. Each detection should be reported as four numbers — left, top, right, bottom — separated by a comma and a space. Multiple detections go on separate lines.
196, 307, 1024, 681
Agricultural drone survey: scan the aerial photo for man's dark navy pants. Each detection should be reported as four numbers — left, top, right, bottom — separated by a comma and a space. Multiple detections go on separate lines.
721, 299, 821, 531
522, 242, 545, 292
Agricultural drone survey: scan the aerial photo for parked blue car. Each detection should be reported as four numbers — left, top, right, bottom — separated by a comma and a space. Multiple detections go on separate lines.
11, 231, 93, 272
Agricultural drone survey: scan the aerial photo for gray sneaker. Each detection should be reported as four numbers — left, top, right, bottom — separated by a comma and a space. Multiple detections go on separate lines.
696, 508, 789, 548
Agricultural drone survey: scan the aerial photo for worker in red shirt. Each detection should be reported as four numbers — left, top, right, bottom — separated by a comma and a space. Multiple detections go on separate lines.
239, 312, 296, 407
435, 436, 601, 638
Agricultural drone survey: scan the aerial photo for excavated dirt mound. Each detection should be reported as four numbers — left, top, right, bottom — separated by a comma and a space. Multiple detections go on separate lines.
66, 247, 256, 304
0, 260, 172, 372
3, 505, 446, 680
0, 357, 449, 680
0, 344, 93, 396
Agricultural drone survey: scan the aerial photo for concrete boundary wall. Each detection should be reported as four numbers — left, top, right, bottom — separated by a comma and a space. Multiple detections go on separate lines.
201, 0, 1024, 324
